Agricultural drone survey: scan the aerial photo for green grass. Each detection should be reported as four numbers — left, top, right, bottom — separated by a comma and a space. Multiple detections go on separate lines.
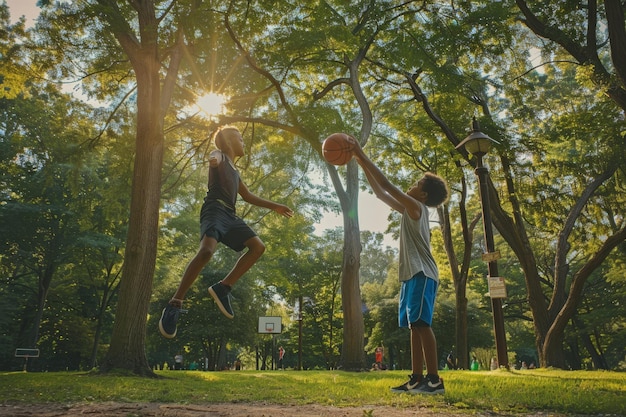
1, 368, 624, 415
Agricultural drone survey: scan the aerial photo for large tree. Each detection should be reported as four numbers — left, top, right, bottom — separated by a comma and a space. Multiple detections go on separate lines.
35, 0, 190, 374
91, 0, 187, 375
494, 0, 626, 367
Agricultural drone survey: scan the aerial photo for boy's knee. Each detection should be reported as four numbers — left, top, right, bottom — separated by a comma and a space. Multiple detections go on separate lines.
254, 242, 266, 256
196, 246, 215, 262
248, 240, 266, 256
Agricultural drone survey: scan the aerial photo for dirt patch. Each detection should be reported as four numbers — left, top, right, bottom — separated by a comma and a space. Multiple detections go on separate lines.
0, 402, 473, 417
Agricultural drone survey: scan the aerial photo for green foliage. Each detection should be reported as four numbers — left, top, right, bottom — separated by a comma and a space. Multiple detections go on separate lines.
359, 231, 396, 285
2, 0, 625, 375
275, 230, 345, 370
0, 75, 132, 371
0, 5, 31, 99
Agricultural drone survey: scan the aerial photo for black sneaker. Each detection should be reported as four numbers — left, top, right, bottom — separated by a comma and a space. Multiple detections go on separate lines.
209, 282, 234, 319
390, 374, 423, 393
159, 304, 185, 339
414, 374, 445, 395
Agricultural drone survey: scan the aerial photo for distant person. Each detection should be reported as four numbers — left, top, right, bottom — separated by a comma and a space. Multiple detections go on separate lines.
159, 127, 294, 338
349, 136, 449, 395
490, 357, 498, 370
278, 346, 285, 370
375, 346, 384, 366
174, 353, 183, 370
446, 351, 457, 370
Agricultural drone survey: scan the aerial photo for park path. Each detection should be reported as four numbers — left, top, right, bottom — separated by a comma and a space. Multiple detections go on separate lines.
0, 402, 479, 416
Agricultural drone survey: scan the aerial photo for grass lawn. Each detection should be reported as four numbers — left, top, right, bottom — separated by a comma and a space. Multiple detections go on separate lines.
0, 368, 624, 415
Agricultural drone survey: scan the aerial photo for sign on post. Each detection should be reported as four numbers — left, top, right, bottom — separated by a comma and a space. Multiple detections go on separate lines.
488, 276, 507, 298
482, 251, 501, 263
15, 348, 40, 358
15, 348, 39, 372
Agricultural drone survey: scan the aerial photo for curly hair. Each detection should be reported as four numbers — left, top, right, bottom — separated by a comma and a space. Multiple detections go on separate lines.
420, 172, 449, 207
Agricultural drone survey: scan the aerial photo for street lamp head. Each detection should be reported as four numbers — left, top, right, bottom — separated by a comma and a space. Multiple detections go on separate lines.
456, 117, 499, 157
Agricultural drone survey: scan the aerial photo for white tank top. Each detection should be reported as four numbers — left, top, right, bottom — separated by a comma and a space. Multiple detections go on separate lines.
398, 203, 438, 282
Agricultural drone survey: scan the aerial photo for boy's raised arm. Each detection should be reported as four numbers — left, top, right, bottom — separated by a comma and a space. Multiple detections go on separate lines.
359, 159, 405, 213
348, 135, 422, 218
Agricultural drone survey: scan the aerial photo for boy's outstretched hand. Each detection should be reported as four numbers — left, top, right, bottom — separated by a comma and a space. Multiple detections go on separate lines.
345, 135, 365, 160
274, 204, 294, 218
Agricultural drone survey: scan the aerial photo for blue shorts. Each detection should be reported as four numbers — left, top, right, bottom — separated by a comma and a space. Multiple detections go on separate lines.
398, 272, 438, 328
200, 200, 257, 252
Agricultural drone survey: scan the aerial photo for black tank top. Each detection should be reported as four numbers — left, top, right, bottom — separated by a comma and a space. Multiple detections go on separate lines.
205, 152, 240, 211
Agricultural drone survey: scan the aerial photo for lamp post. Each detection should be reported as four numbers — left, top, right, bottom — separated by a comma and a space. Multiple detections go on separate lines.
456, 118, 509, 369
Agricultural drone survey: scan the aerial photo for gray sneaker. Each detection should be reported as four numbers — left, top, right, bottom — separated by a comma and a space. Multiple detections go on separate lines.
414, 374, 445, 395
209, 282, 234, 319
391, 374, 424, 393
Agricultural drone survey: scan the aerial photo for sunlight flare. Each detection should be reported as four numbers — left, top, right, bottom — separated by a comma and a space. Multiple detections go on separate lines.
195, 92, 228, 117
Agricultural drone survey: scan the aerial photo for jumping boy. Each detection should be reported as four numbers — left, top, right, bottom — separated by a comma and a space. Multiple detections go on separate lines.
348, 136, 448, 395
159, 127, 293, 338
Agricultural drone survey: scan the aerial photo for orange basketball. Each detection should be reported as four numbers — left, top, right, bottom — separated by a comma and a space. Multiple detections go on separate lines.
322, 133, 353, 165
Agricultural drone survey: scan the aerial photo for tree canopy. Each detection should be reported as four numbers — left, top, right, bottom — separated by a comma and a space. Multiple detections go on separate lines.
1, 0, 624, 374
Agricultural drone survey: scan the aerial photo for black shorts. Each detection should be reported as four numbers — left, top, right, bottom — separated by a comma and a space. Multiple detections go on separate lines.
200, 201, 257, 252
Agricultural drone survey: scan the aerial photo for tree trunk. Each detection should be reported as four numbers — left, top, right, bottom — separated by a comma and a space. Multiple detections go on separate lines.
94, 0, 185, 376
580, 330, 607, 370
298, 294, 303, 370
542, 330, 568, 369
89, 313, 103, 369
454, 293, 469, 369
340, 211, 365, 369
339, 162, 365, 370
32, 267, 53, 349
441, 189, 471, 370
101, 54, 163, 376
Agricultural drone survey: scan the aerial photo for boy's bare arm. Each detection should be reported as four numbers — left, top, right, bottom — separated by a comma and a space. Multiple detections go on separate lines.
348, 135, 421, 218
238, 181, 294, 218
360, 162, 405, 213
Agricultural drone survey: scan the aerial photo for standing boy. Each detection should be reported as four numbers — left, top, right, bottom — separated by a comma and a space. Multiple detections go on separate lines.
348, 136, 448, 395
159, 127, 293, 338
